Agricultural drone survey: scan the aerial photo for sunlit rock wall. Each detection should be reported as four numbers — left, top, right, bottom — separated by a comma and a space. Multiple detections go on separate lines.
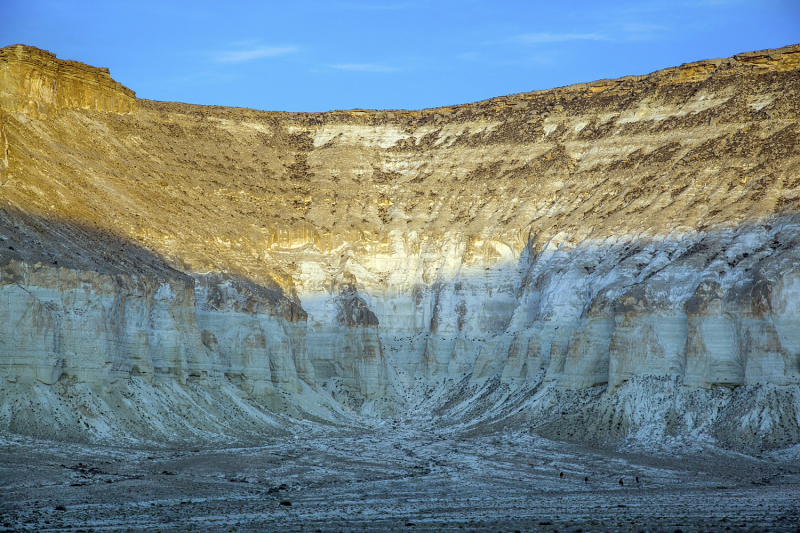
0, 44, 136, 115
1, 43, 799, 446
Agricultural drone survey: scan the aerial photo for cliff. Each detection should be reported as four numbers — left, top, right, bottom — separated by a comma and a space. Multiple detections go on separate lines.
0, 44, 799, 450
0, 44, 136, 116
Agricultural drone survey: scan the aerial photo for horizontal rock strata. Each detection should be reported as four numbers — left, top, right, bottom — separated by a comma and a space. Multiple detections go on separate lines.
0, 44, 799, 449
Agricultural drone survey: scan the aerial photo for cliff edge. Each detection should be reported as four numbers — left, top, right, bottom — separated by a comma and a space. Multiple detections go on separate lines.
0, 44, 136, 116
0, 44, 799, 451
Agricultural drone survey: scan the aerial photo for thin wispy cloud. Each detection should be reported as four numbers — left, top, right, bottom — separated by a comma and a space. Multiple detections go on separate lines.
331, 63, 401, 72
324, 1, 416, 10
512, 32, 608, 44
457, 52, 482, 61
622, 22, 669, 40
623, 22, 668, 32
458, 51, 554, 67
212, 46, 298, 64
510, 25, 667, 46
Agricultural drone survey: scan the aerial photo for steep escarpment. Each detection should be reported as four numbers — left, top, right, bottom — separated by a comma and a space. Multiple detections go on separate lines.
0, 45, 136, 115
1, 43, 799, 450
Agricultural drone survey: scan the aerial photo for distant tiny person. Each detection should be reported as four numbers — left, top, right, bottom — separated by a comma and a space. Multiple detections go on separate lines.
559, 471, 564, 478
584, 476, 588, 483
619, 478, 624, 486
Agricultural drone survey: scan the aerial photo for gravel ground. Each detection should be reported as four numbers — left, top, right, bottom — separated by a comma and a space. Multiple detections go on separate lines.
1, 421, 799, 533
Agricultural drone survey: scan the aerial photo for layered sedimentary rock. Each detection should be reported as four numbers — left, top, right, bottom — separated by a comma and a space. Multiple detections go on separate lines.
1, 43, 799, 449
0, 45, 136, 116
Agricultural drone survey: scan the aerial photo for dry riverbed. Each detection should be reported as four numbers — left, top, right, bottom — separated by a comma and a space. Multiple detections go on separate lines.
1, 419, 799, 532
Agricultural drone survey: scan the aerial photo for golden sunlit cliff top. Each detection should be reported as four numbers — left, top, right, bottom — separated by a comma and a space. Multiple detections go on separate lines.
0, 43, 798, 289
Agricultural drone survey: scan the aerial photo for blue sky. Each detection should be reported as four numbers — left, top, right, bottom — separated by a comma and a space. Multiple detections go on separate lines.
3, 0, 799, 112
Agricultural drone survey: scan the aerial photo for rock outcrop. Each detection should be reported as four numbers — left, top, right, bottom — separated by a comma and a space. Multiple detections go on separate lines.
0, 44, 136, 116
0, 44, 799, 450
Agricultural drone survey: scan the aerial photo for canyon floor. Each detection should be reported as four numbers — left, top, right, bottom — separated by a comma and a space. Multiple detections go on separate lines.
2, 416, 800, 533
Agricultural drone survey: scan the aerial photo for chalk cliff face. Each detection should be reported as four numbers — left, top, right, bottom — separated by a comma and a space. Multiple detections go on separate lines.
1, 43, 799, 450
